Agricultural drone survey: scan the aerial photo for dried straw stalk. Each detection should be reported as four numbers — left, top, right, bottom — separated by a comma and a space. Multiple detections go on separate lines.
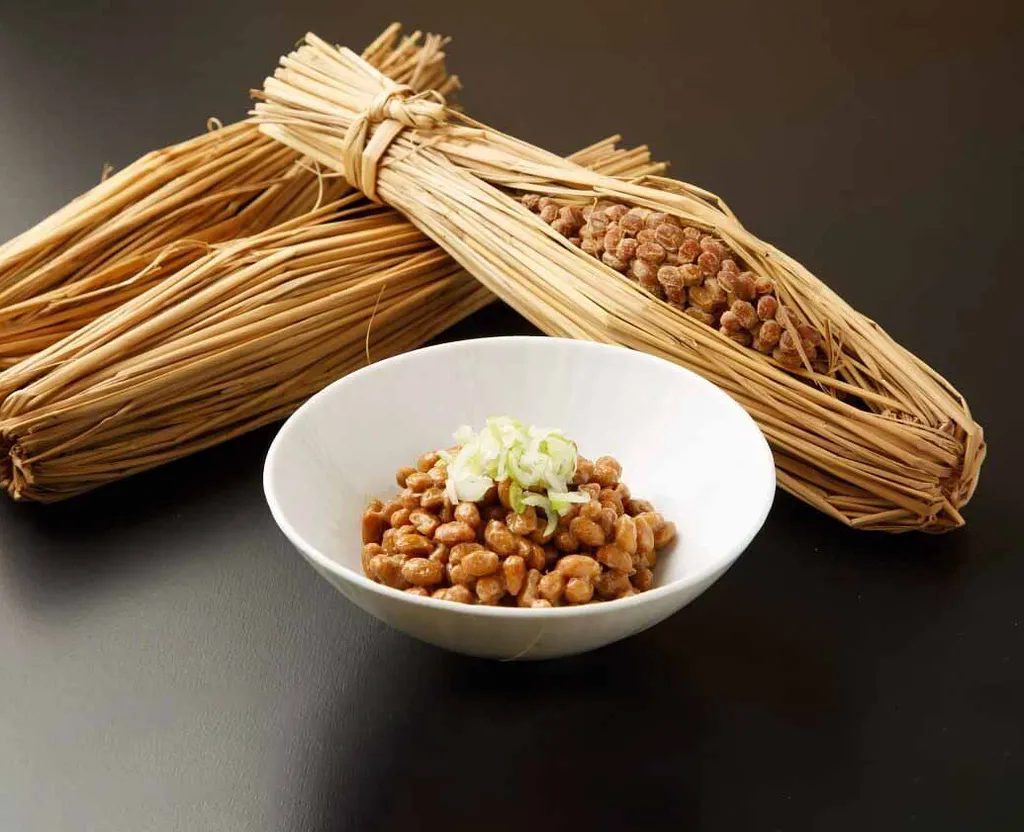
252, 32, 985, 532
0, 24, 459, 369
0, 137, 659, 501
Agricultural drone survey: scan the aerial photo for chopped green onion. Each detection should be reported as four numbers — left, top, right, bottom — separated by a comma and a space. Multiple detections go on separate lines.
521, 492, 558, 535
441, 417, 582, 529
509, 481, 525, 514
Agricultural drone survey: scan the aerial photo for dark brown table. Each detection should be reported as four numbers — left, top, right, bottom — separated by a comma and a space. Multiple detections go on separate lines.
1, 1, 1020, 829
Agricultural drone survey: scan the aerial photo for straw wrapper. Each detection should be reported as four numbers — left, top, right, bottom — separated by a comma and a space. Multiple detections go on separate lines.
0, 130, 659, 501
252, 33, 984, 532
0, 25, 459, 369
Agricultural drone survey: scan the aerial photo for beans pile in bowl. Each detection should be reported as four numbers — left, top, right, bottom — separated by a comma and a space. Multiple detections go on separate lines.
361, 418, 676, 606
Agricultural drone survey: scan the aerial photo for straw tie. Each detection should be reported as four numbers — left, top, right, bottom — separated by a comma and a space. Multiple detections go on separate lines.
340, 80, 447, 203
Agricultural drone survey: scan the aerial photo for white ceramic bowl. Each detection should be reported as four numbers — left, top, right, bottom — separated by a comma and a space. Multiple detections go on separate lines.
264, 337, 774, 660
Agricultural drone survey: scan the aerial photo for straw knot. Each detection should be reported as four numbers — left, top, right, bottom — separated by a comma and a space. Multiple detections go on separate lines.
341, 83, 447, 203
366, 86, 414, 124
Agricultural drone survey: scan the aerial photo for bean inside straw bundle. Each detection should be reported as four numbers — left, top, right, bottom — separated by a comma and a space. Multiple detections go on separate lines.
252, 32, 985, 532
0, 132, 660, 501
0, 24, 459, 370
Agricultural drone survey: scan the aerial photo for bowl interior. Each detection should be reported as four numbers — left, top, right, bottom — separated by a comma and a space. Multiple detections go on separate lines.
266, 337, 774, 598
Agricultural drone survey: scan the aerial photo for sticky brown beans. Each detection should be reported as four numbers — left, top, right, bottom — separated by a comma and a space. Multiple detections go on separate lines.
420, 487, 445, 512
573, 456, 594, 484
654, 520, 677, 549
543, 545, 560, 570
598, 507, 618, 538
462, 549, 500, 577
405, 472, 433, 493
402, 557, 444, 587
518, 568, 543, 606
443, 585, 474, 604
564, 577, 595, 604
527, 542, 547, 571
476, 575, 506, 605
539, 571, 566, 604
560, 503, 582, 526
570, 516, 605, 547
595, 569, 632, 599
434, 520, 476, 545
625, 497, 655, 516
454, 501, 481, 529
447, 562, 474, 587
404, 587, 430, 597
368, 446, 676, 606
395, 532, 433, 557
553, 530, 579, 553
635, 511, 665, 533
503, 555, 527, 595
370, 554, 408, 589
512, 538, 539, 569
599, 488, 624, 516
361, 507, 387, 545
556, 554, 602, 580
596, 544, 633, 573
633, 567, 654, 592
530, 522, 555, 545
483, 504, 506, 524
484, 520, 519, 556
398, 489, 421, 510
417, 451, 440, 472
498, 478, 513, 509
428, 465, 447, 488
606, 204, 629, 222
389, 507, 412, 529
598, 248, 623, 272
614, 515, 638, 555
592, 457, 621, 487
449, 542, 482, 564
362, 543, 384, 576
507, 506, 539, 535
409, 509, 439, 537
635, 516, 655, 559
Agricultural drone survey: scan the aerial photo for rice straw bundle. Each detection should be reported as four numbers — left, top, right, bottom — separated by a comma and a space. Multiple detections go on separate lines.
252, 32, 985, 532
0, 138, 660, 501
0, 24, 459, 369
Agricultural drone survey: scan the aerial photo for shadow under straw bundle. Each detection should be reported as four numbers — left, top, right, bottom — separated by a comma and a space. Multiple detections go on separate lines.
0, 134, 661, 501
0, 24, 460, 369
252, 32, 984, 532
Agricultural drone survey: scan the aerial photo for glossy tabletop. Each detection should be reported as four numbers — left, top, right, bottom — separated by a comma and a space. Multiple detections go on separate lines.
0, 1, 1020, 829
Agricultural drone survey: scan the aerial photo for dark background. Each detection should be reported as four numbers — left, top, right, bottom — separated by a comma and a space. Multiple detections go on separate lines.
1, 1, 1021, 830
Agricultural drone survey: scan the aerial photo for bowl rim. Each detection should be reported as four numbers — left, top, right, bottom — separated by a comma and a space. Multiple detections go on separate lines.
264, 336, 775, 619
